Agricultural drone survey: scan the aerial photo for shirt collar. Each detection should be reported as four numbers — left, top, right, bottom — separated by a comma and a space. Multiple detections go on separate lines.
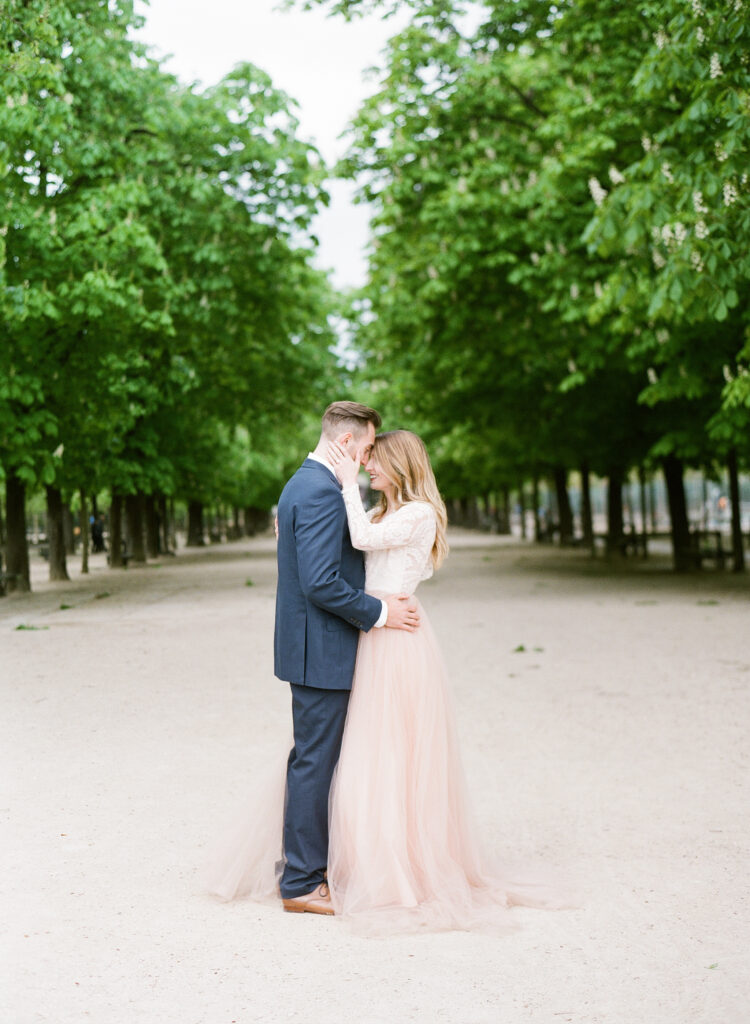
307, 451, 333, 469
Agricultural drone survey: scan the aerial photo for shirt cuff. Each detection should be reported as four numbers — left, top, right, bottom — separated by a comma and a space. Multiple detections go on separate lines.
373, 600, 388, 628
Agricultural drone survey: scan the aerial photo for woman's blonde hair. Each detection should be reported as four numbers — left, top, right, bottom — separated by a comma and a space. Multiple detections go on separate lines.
370, 430, 449, 569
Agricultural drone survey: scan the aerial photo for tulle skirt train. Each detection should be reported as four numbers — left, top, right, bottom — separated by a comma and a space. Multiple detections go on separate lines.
202, 598, 568, 931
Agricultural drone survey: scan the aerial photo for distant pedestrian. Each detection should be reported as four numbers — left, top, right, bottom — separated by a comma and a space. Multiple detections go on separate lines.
91, 514, 106, 553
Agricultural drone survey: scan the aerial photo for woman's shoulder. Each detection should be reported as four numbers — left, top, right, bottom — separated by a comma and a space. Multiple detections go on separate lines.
399, 500, 436, 521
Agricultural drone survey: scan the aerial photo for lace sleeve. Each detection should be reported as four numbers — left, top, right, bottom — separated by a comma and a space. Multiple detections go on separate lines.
342, 485, 435, 551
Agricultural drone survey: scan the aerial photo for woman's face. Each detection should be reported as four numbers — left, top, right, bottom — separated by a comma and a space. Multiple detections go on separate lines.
365, 452, 392, 493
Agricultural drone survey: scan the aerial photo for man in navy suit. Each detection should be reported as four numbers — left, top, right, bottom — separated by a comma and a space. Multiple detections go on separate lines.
275, 401, 419, 915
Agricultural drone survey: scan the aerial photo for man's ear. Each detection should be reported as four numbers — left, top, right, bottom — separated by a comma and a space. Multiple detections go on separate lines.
336, 431, 353, 448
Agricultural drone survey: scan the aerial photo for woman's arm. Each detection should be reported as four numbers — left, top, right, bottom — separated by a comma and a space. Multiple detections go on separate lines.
341, 485, 433, 552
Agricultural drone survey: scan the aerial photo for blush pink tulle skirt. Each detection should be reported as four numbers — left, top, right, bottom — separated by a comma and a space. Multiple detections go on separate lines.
202, 599, 568, 934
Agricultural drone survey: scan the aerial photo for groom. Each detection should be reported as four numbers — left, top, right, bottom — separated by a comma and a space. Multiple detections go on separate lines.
275, 401, 419, 915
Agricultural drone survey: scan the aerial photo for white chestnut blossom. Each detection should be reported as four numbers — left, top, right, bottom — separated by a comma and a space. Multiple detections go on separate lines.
558, 243, 568, 256
594, 281, 604, 299
570, 283, 580, 299
661, 162, 674, 183
691, 0, 704, 14
695, 220, 710, 239
693, 190, 708, 214
710, 53, 723, 78
660, 224, 673, 245
652, 248, 666, 269
530, 252, 540, 265
656, 329, 669, 345
723, 365, 734, 383
673, 222, 687, 245
608, 165, 625, 185
567, 359, 578, 374
715, 141, 728, 162
588, 176, 608, 206
641, 135, 652, 152
691, 250, 705, 272
723, 181, 738, 205
654, 29, 669, 50
647, 368, 658, 385
544, 239, 554, 254
696, 26, 705, 43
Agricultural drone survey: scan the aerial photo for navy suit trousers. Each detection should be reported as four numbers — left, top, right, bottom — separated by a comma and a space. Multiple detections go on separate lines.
280, 682, 350, 898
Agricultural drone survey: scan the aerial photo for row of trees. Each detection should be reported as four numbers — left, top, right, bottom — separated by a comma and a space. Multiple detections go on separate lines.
303, 0, 750, 570
1, 0, 339, 591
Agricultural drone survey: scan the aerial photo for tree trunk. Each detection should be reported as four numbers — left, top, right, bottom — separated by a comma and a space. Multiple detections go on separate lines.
4, 473, 31, 592
244, 506, 268, 536
606, 467, 625, 555
662, 455, 693, 572
532, 477, 541, 541
727, 448, 745, 573
517, 483, 527, 539
169, 498, 177, 550
46, 486, 70, 581
580, 461, 593, 549
159, 496, 171, 553
187, 500, 205, 546
638, 465, 649, 558
80, 490, 89, 574
229, 506, 240, 540
648, 479, 658, 532
497, 487, 511, 535
553, 467, 574, 544
110, 493, 124, 567
0, 492, 5, 596
144, 495, 160, 558
125, 493, 146, 564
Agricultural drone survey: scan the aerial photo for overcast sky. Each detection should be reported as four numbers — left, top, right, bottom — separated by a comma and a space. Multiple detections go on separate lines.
133, 0, 401, 289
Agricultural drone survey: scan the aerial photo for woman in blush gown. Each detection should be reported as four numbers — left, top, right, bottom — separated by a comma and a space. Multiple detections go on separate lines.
203, 430, 565, 931
322, 429, 559, 933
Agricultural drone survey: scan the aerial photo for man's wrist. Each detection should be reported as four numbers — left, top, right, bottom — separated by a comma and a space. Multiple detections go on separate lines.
373, 600, 388, 628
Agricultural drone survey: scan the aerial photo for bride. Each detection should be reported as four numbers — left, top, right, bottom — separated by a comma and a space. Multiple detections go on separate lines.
204, 429, 561, 932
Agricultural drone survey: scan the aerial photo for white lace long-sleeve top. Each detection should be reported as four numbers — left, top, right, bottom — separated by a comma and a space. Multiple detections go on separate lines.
341, 484, 436, 596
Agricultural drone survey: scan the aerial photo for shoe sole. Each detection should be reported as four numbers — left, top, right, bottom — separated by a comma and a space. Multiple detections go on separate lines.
282, 900, 334, 916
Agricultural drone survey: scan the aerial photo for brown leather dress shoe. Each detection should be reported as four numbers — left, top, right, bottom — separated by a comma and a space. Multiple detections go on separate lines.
282, 882, 334, 916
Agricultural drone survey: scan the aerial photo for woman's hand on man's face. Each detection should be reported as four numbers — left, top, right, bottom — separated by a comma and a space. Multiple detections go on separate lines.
326, 440, 360, 487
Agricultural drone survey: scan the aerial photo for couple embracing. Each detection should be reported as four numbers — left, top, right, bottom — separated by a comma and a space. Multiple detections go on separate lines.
206, 401, 555, 933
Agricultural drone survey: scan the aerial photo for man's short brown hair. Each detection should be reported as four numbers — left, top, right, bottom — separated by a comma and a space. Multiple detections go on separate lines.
321, 400, 382, 439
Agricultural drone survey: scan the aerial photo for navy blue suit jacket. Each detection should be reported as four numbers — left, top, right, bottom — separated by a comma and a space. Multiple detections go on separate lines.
274, 459, 383, 690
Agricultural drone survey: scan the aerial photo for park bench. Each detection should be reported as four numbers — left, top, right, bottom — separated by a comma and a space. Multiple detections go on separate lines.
688, 528, 728, 569
592, 529, 649, 557
0, 570, 19, 596
107, 542, 132, 567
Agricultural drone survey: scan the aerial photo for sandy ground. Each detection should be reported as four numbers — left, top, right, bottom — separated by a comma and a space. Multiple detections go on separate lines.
2, 532, 749, 1024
